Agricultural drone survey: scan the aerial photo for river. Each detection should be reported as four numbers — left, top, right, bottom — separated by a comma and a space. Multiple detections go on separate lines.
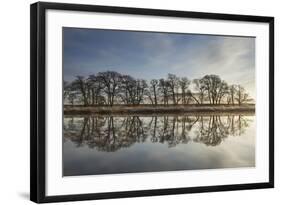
63, 114, 255, 176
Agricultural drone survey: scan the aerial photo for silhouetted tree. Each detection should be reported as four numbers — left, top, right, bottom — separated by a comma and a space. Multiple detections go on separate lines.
235, 85, 253, 105
196, 75, 229, 104
179, 77, 191, 104
72, 76, 89, 106
64, 72, 253, 106
167, 73, 180, 104
158, 78, 170, 105
150, 79, 159, 105
87, 74, 104, 105
119, 75, 135, 104
97, 71, 122, 106
228, 85, 237, 105
216, 81, 229, 104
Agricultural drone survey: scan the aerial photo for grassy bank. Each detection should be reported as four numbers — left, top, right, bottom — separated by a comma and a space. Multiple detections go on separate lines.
64, 104, 255, 115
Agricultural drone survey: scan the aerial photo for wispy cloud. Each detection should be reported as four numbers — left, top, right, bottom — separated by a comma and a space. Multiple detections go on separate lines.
63, 28, 255, 99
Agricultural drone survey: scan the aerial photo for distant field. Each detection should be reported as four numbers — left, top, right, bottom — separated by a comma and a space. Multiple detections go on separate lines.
64, 104, 255, 115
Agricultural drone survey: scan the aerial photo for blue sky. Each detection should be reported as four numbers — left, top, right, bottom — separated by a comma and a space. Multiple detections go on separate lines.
63, 27, 255, 99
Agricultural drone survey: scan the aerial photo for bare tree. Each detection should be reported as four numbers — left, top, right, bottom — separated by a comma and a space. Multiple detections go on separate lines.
167, 74, 180, 105
216, 81, 229, 104
118, 76, 147, 105
200, 75, 229, 104
144, 88, 154, 105
64, 72, 253, 107
135, 79, 147, 104
87, 75, 105, 105
97, 71, 122, 106
150, 79, 158, 105
158, 78, 170, 105
228, 85, 237, 105
235, 85, 253, 105
192, 79, 206, 104
71, 76, 89, 106
179, 77, 190, 104
119, 75, 135, 104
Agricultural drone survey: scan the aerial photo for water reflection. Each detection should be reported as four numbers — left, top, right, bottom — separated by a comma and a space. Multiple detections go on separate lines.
63, 114, 255, 176
64, 115, 252, 151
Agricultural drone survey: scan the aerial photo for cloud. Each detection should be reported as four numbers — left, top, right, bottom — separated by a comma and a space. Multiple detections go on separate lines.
63, 28, 255, 99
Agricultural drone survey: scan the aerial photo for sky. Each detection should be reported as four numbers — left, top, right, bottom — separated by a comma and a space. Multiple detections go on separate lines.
63, 27, 255, 99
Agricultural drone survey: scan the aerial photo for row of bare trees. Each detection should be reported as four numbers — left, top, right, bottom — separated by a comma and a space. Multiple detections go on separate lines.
64, 71, 253, 106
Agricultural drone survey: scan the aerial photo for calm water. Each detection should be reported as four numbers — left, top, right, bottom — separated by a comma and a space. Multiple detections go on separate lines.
63, 114, 255, 176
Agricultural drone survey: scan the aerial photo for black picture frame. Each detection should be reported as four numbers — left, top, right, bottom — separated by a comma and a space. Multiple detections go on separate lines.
30, 1, 274, 203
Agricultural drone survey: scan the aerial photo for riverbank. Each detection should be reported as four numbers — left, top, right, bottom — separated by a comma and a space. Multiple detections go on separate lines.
64, 104, 255, 115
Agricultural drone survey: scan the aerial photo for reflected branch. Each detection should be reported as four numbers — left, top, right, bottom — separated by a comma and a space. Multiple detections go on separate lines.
64, 114, 253, 151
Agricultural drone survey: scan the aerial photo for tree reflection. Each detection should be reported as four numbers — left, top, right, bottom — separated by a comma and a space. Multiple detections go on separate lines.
64, 114, 253, 151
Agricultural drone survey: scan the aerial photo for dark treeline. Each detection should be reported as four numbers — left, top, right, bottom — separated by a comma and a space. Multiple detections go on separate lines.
64, 71, 254, 106
64, 115, 252, 152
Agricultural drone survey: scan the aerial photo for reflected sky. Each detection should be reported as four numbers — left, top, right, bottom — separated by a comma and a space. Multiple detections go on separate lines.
63, 115, 255, 176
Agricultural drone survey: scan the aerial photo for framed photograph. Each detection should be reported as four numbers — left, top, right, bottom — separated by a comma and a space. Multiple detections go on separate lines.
30, 2, 274, 203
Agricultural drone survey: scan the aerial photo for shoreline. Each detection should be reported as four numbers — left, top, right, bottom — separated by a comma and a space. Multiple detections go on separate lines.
64, 104, 255, 115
